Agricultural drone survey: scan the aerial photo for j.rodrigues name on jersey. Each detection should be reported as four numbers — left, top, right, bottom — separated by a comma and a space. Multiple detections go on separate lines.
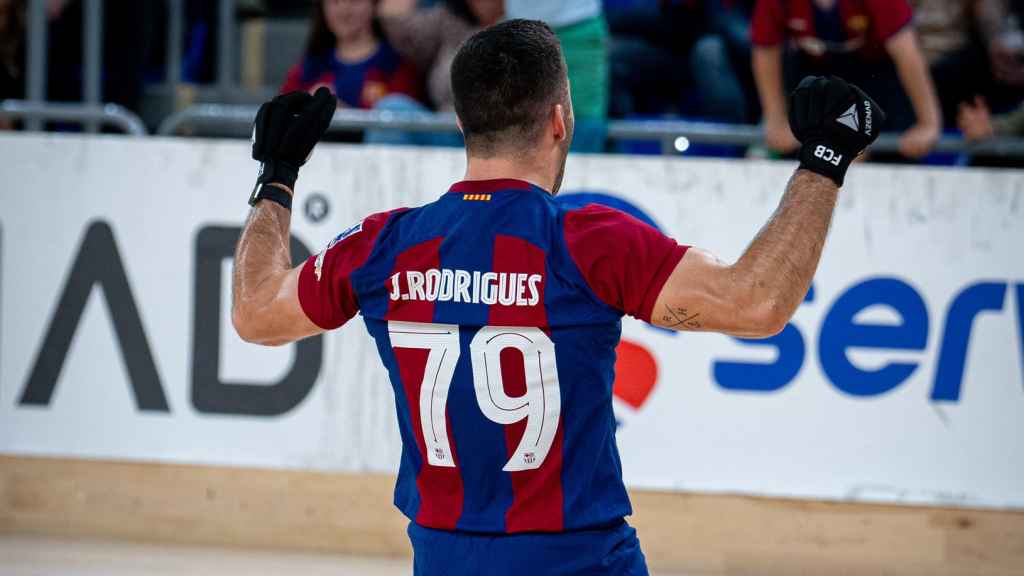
389, 269, 543, 306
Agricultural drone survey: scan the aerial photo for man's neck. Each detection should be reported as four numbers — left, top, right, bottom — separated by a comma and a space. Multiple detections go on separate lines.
463, 156, 553, 194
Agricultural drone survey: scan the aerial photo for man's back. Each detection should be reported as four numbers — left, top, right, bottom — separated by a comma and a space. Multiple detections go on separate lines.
299, 178, 687, 535
236, 18, 878, 576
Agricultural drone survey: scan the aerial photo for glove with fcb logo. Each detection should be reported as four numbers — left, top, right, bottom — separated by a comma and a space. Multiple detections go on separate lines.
788, 76, 886, 187
250, 87, 336, 195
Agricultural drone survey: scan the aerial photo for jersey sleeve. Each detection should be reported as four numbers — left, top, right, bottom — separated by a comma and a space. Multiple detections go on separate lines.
865, 0, 913, 43
563, 204, 689, 323
297, 210, 401, 330
751, 0, 786, 47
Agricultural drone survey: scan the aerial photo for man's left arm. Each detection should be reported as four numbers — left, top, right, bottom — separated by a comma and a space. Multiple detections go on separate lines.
232, 187, 322, 346
231, 88, 337, 346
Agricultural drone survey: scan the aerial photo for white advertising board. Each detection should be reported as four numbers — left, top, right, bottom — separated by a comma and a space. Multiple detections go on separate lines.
1, 133, 1022, 509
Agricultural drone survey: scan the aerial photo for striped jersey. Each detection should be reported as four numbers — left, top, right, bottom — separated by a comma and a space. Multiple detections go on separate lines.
297, 178, 687, 533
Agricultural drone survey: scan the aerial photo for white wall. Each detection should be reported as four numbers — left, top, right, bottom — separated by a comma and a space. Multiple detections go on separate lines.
2, 133, 1022, 509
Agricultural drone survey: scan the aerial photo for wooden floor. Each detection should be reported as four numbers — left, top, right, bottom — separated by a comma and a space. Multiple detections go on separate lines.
4, 457, 1023, 575
0, 534, 691, 576
0, 534, 413, 576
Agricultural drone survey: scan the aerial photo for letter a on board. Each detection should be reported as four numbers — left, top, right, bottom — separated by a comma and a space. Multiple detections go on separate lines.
20, 221, 169, 411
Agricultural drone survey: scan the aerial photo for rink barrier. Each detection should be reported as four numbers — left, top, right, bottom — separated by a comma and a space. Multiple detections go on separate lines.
0, 101, 148, 135
2, 135, 1023, 575
1, 456, 1023, 576
1, 135, 1022, 510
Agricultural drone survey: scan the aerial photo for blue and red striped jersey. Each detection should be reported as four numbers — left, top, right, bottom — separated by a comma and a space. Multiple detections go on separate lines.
298, 179, 688, 533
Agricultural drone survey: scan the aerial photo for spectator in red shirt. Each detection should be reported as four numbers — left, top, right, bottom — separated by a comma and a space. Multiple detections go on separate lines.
282, 0, 422, 110
751, 0, 942, 159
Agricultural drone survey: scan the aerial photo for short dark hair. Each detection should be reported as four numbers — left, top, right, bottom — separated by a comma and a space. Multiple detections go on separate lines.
451, 19, 568, 156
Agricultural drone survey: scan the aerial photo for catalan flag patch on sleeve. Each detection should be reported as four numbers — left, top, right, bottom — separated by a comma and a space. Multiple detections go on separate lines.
463, 194, 492, 202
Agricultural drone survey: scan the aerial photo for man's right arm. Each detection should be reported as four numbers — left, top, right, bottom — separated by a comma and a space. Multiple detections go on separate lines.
651, 170, 836, 338
653, 76, 884, 338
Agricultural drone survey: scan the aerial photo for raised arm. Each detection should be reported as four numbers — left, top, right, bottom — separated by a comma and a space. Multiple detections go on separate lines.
232, 191, 321, 346
232, 89, 336, 346
652, 171, 835, 337
653, 76, 885, 337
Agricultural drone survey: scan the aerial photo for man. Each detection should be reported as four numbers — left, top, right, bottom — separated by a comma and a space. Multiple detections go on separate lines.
233, 19, 883, 576
751, 0, 938, 159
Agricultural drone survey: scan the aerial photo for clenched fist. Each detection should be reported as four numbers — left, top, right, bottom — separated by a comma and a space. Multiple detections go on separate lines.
251, 87, 337, 194
789, 76, 886, 187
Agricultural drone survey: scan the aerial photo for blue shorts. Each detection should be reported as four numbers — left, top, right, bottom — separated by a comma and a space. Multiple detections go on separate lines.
407, 520, 649, 576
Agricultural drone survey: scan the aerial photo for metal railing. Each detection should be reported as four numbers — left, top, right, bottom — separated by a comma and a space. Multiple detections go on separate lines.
158, 105, 460, 137
25, 0, 106, 132
0, 101, 148, 136
157, 103, 1024, 158
24, 0, 237, 123
5, 96, 1021, 159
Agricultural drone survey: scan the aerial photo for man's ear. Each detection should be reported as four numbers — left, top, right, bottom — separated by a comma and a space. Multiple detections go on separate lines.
551, 104, 567, 143
455, 116, 464, 135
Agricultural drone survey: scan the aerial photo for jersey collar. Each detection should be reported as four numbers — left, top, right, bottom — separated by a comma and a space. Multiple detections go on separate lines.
448, 178, 544, 194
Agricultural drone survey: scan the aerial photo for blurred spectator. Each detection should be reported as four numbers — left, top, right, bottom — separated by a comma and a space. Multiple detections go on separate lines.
373, 0, 502, 146
913, 0, 981, 126
915, 0, 1024, 130
956, 0, 1024, 142
959, 95, 1024, 138
913, 0, 973, 65
282, 0, 422, 110
975, 0, 1024, 109
609, 0, 758, 126
607, 1, 706, 119
695, 0, 759, 123
0, 0, 25, 130
378, 0, 501, 112
506, 0, 609, 152
45, 0, 157, 114
751, 0, 943, 159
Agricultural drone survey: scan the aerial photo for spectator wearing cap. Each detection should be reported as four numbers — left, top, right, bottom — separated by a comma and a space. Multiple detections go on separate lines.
751, 0, 942, 159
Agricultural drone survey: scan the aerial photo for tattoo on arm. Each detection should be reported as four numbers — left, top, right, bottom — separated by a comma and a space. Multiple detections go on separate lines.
661, 304, 703, 329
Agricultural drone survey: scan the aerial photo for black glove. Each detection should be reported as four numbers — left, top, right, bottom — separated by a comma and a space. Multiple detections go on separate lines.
251, 87, 336, 191
789, 76, 886, 187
